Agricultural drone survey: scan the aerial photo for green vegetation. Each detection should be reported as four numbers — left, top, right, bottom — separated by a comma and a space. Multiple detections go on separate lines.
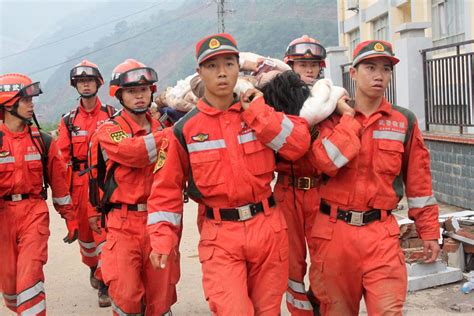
37, 0, 337, 125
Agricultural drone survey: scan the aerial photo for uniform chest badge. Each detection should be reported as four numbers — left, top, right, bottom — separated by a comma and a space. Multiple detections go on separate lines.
109, 130, 128, 143
192, 133, 209, 142
0, 151, 10, 158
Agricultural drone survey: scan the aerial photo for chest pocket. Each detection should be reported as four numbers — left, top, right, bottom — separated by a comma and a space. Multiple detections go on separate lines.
241, 140, 275, 176
190, 150, 225, 187
0, 158, 15, 191
71, 134, 88, 158
26, 158, 44, 187
374, 140, 404, 175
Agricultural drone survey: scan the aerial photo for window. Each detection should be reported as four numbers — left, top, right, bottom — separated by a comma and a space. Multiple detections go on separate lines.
373, 14, 389, 41
348, 28, 360, 57
432, 0, 464, 40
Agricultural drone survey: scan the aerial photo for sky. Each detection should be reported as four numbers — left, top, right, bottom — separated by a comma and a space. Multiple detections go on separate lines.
0, 0, 178, 77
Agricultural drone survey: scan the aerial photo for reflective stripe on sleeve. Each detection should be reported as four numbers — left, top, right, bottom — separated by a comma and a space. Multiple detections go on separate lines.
53, 195, 72, 206
322, 138, 349, 168
286, 292, 313, 311
147, 211, 182, 226
266, 115, 293, 152
407, 195, 437, 208
101, 149, 109, 162
143, 134, 158, 163
187, 139, 226, 153
373, 130, 405, 142
24, 154, 41, 161
17, 281, 44, 307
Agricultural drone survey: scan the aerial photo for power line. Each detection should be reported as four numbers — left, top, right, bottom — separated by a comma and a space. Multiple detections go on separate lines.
28, 4, 210, 76
1, 2, 163, 60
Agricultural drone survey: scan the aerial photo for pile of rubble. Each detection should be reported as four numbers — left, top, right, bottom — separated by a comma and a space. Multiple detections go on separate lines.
398, 211, 474, 291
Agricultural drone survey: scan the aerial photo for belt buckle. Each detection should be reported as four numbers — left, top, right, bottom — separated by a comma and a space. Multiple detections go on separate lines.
137, 204, 147, 212
349, 211, 364, 226
298, 177, 312, 190
11, 194, 22, 202
237, 205, 252, 221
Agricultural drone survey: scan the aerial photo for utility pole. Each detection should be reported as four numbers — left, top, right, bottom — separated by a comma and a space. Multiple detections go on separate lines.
217, 0, 225, 33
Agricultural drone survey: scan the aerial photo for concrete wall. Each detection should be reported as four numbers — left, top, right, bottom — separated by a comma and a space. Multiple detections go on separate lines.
426, 139, 474, 210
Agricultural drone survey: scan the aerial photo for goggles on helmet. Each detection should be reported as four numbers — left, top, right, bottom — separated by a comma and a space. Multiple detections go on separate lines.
0, 82, 42, 106
71, 66, 101, 79
286, 42, 327, 60
117, 67, 158, 87
20, 82, 43, 97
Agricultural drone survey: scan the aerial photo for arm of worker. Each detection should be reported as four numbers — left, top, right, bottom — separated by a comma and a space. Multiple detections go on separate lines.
147, 129, 189, 269
240, 89, 311, 161
96, 121, 166, 168
308, 97, 362, 177
403, 118, 440, 263
47, 139, 78, 243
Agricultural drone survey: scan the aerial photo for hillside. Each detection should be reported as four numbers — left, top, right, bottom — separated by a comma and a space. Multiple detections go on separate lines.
34, 0, 338, 125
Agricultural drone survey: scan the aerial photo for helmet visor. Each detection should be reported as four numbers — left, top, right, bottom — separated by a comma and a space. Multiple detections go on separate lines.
71, 66, 100, 79
286, 42, 326, 60
19, 82, 42, 98
120, 67, 158, 86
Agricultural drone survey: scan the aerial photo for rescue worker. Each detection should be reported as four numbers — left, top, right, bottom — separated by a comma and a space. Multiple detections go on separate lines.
147, 33, 311, 315
95, 59, 177, 315
284, 35, 326, 85
0, 73, 78, 315
308, 40, 440, 315
56, 60, 115, 307
272, 35, 327, 315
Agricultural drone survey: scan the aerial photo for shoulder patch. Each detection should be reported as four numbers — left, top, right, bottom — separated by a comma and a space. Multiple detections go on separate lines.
153, 138, 169, 173
108, 128, 129, 143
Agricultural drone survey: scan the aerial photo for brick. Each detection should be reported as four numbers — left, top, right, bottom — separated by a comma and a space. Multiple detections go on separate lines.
452, 166, 461, 176
442, 238, 460, 253
403, 247, 426, 263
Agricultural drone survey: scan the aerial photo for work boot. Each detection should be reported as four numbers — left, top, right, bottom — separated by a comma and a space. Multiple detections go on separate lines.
90, 266, 99, 289
98, 281, 111, 308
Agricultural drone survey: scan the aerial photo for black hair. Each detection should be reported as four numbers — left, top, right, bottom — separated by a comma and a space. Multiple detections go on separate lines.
261, 71, 310, 116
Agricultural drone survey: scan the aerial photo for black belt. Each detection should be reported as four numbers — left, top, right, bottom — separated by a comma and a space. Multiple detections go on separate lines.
109, 203, 147, 212
205, 196, 276, 221
277, 175, 318, 190
72, 160, 87, 171
3, 194, 30, 201
320, 201, 390, 226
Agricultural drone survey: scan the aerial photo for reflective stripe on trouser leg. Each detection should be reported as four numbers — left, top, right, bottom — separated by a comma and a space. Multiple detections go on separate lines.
73, 182, 99, 267
276, 183, 318, 315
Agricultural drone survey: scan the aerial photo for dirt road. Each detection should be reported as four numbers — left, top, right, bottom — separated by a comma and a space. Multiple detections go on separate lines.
1, 199, 472, 315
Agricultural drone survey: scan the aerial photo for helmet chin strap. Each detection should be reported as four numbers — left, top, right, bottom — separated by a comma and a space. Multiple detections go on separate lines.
8, 106, 32, 125
120, 99, 150, 115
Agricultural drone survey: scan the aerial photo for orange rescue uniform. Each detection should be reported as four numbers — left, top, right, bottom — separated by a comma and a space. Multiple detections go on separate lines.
308, 99, 439, 315
147, 97, 310, 315
275, 147, 320, 315
96, 110, 177, 315
56, 98, 115, 271
0, 125, 75, 315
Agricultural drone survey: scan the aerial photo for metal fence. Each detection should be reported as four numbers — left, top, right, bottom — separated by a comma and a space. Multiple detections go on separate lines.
340, 63, 397, 104
421, 40, 474, 133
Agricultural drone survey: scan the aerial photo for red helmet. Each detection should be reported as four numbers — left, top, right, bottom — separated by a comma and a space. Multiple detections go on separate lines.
70, 59, 104, 87
284, 35, 327, 67
109, 59, 158, 97
0, 73, 42, 109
